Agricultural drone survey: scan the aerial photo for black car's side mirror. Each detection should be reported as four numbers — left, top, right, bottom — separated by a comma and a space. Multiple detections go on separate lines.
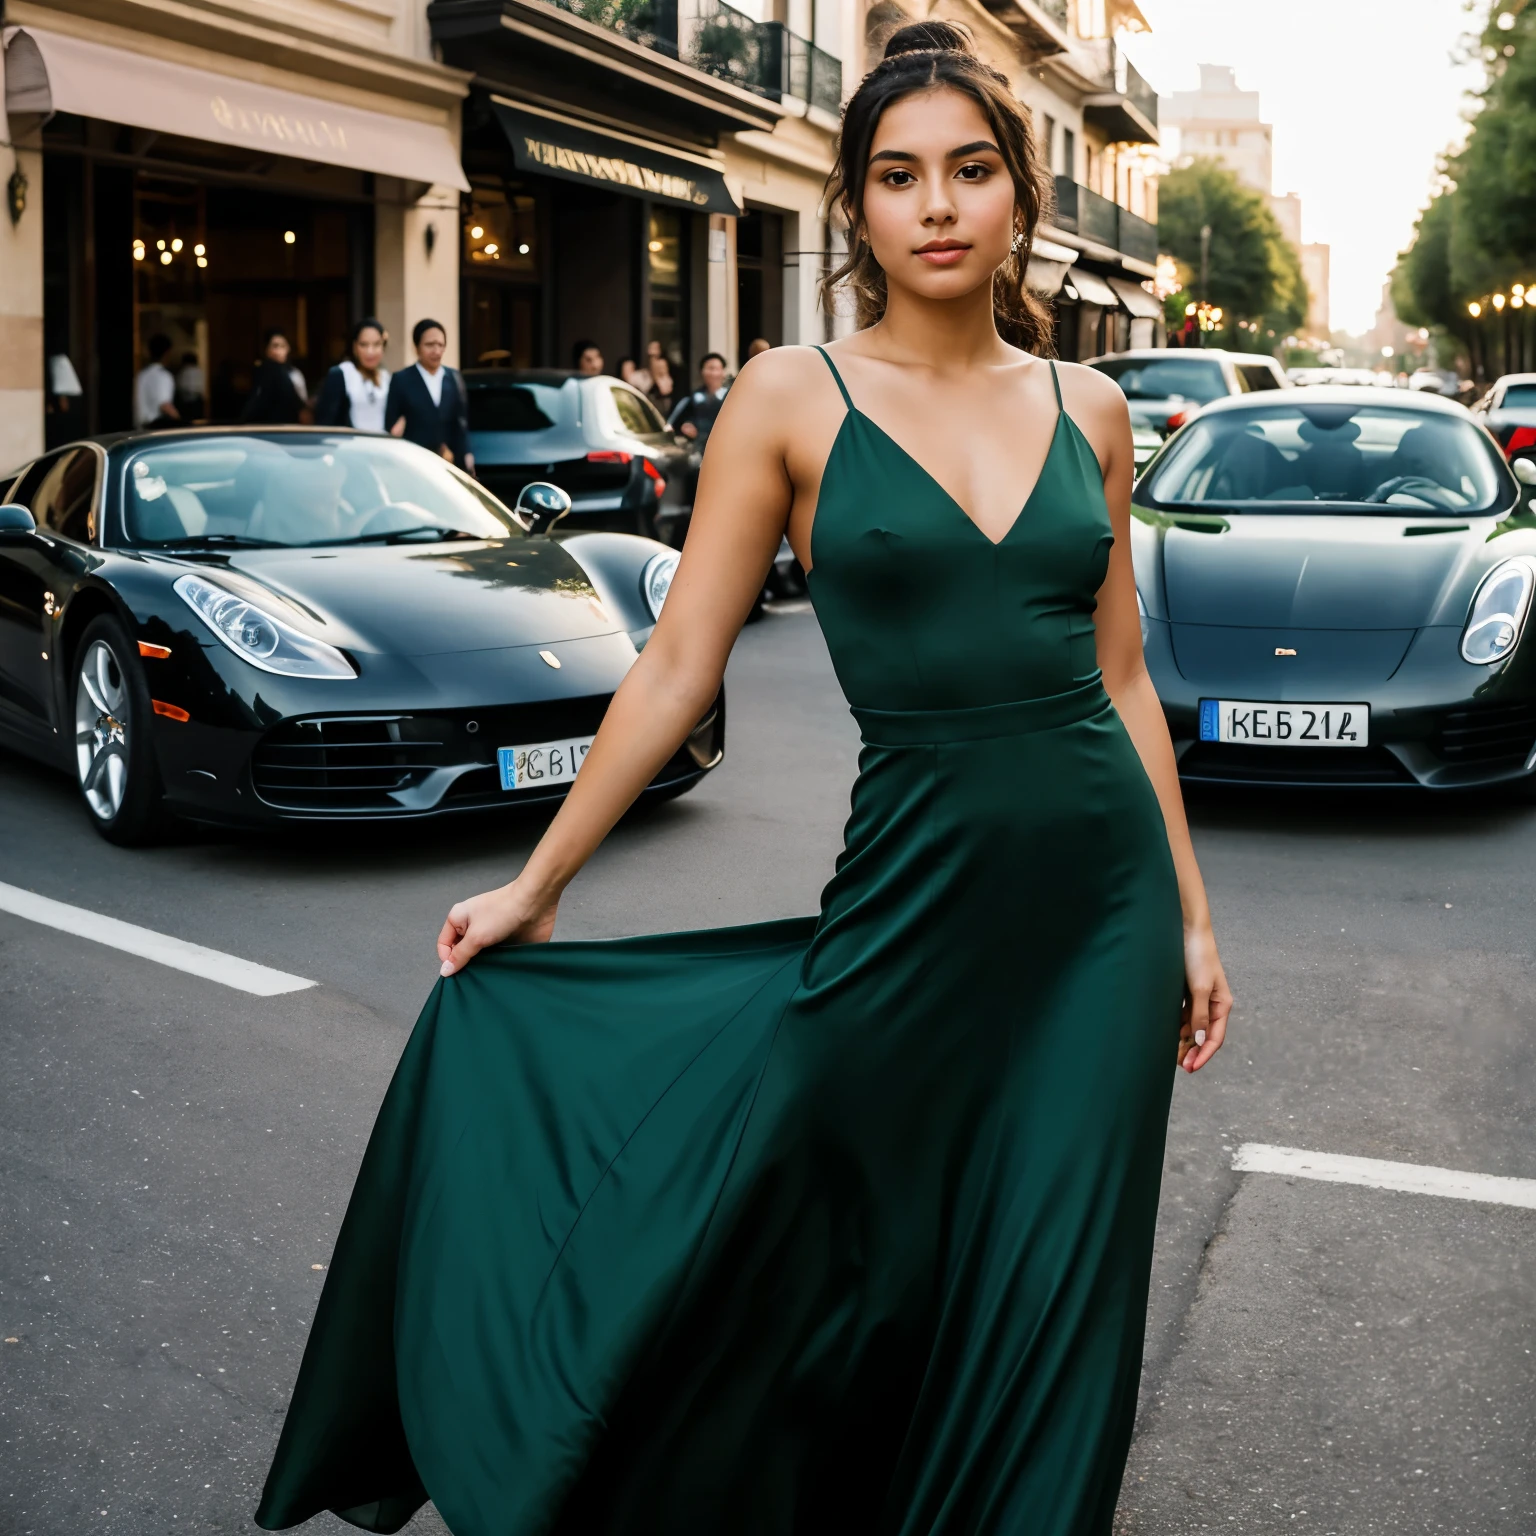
512, 481, 572, 535
0, 503, 37, 541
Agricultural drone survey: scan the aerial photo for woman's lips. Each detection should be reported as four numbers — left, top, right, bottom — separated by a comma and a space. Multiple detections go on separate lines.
915, 244, 971, 266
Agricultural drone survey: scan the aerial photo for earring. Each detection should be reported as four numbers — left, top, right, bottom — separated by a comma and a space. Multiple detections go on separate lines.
1010, 229, 1024, 255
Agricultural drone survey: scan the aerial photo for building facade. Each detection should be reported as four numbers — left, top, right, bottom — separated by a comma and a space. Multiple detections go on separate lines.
2, 0, 1160, 467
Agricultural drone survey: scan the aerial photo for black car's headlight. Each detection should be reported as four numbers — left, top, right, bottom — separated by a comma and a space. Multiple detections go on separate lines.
1461, 558, 1536, 665
642, 550, 679, 620
174, 573, 356, 679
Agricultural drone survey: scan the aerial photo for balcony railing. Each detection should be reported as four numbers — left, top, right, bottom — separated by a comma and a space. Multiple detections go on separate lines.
1116, 48, 1158, 129
1073, 37, 1158, 143
1052, 176, 1157, 265
543, 0, 839, 111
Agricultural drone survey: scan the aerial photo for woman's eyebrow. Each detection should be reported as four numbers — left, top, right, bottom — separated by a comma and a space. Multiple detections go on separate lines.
869, 149, 917, 164
948, 140, 1000, 157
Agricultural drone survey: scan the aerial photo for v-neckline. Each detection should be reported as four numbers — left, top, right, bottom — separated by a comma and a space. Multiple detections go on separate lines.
847, 406, 1065, 549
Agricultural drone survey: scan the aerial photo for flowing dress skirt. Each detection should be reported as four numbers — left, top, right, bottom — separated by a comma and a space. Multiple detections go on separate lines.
256, 680, 1184, 1536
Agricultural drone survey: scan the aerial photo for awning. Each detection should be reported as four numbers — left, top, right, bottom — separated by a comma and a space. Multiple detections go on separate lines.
1061, 268, 1120, 309
492, 98, 738, 216
11, 27, 467, 188
1108, 276, 1163, 320
1025, 256, 1072, 297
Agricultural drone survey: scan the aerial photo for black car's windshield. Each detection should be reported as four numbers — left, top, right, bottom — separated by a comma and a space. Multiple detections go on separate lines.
121, 435, 521, 548
1092, 356, 1229, 404
1138, 402, 1509, 514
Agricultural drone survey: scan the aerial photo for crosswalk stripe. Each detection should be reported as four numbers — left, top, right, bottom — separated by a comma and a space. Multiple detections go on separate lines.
1234, 1142, 1536, 1210
0, 880, 316, 997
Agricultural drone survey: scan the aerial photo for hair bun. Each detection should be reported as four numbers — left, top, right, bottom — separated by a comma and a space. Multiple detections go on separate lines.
881, 19, 978, 60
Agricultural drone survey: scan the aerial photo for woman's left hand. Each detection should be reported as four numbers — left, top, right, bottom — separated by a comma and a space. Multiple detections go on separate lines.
1179, 924, 1232, 1073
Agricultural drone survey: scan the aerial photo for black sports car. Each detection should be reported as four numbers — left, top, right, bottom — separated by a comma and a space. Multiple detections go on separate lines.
1132, 387, 1536, 791
465, 369, 692, 542
0, 429, 722, 843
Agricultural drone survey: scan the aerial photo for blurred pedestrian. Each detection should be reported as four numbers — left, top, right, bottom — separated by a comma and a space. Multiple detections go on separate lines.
573, 340, 605, 376
645, 341, 676, 414
133, 334, 180, 430
315, 318, 391, 432
668, 352, 729, 447
746, 337, 772, 361
241, 329, 307, 425
174, 352, 205, 419
618, 356, 654, 394
386, 318, 473, 473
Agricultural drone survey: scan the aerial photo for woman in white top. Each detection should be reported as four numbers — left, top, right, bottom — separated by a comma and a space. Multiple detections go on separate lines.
314, 318, 391, 432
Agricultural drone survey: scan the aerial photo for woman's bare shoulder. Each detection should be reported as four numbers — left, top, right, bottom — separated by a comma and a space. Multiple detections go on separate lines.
729, 344, 839, 401
1050, 358, 1130, 419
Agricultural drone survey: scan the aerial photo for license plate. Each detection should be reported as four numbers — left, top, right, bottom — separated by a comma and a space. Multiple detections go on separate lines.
1199, 699, 1369, 747
498, 735, 594, 790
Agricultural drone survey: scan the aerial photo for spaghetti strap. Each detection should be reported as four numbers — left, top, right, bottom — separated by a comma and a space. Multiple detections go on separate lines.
815, 346, 855, 412
1048, 359, 1064, 410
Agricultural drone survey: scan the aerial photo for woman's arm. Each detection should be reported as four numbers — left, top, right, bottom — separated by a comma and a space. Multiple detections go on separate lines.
436, 354, 801, 974
1065, 365, 1233, 1074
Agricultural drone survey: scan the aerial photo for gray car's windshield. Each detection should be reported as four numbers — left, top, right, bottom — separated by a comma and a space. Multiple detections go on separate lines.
1092, 357, 1229, 404
1139, 402, 1508, 514
122, 435, 520, 548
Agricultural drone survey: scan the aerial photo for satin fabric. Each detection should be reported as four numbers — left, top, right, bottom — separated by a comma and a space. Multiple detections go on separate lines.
257, 351, 1184, 1536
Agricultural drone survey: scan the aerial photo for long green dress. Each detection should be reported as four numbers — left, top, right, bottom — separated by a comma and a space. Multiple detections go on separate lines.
256, 351, 1184, 1536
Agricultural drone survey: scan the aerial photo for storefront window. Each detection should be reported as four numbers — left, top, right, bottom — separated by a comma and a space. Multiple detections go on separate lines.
647, 207, 684, 370
463, 184, 537, 276
463, 181, 540, 368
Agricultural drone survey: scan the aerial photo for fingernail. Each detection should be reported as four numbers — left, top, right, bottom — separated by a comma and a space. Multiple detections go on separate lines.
1195, 1029, 1207, 1046
440, 962, 454, 977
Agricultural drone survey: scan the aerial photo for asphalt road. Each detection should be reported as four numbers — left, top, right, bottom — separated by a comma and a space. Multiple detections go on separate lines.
3, 606, 1533, 1536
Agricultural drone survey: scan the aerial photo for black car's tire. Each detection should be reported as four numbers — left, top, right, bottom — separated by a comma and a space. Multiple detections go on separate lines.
71, 615, 171, 845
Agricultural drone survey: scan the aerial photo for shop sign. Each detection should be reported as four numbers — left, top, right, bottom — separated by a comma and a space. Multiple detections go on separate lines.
210, 97, 350, 154
493, 101, 738, 216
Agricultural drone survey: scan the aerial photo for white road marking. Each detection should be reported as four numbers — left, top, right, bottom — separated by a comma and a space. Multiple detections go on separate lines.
1234, 1142, 1536, 1211
0, 880, 315, 997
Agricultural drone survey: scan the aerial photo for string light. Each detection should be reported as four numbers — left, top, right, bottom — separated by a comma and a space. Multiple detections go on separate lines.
283, 230, 296, 245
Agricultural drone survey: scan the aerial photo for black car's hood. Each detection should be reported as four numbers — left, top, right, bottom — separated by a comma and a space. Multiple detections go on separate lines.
170, 538, 619, 656
1161, 513, 1492, 628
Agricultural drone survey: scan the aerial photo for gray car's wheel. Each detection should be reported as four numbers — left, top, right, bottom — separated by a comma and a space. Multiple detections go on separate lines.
72, 615, 169, 845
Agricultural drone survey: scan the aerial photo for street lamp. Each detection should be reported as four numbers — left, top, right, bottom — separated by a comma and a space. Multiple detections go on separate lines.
1493, 292, 1507, 310
1469, 301, 1483, 317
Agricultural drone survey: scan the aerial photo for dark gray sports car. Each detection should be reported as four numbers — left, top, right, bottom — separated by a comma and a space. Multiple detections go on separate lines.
0, 428, 722, 843
1132, 387, 1536, 790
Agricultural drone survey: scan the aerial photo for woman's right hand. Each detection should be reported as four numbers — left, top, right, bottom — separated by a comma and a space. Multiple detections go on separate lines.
437, 881, 558, 976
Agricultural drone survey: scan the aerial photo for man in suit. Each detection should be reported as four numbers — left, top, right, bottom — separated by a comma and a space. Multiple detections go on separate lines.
386, 319, 474, 473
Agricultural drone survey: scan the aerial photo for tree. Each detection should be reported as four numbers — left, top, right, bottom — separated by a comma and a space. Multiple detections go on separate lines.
1158, 160, 1307, 348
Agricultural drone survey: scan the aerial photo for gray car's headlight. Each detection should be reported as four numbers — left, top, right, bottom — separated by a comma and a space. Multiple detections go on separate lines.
174, 573, 356, 679
642, 550, 679, 620
1461, 558, 1536, 664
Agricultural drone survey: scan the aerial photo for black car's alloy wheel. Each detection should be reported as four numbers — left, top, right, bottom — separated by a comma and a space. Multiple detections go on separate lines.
72, 615, 169, 844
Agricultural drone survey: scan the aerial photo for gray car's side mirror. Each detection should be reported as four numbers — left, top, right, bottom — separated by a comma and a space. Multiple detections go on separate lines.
0, 503, 37, 540
1513, 458, 1536, 487
512, 481, 572, 535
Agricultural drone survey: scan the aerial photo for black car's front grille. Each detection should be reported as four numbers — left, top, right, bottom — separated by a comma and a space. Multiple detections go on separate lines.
1431, 701, 1536, 767
1179, 743, 1414, 785
251, 699, 613, 813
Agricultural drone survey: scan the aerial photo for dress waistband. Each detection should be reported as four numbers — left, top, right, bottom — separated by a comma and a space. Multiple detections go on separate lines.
850, 677, 1112, 747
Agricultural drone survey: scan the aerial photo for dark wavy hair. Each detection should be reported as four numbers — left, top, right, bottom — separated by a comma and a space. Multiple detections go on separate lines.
821, 19, 1055, 356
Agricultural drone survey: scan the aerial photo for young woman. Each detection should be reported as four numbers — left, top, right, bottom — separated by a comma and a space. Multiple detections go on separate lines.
314, 318, 392, 431
240, 329, 307, 425
257, 22, 1232, 1535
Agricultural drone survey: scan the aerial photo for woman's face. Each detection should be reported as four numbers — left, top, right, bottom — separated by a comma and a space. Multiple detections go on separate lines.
860, 86, 1016, 309
266, 334, 291, 364
353, 327, 385, 371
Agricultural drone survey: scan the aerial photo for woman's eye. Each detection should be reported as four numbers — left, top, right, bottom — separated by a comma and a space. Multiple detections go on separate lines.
957, 162, 991, 181
882, 169, 916, 187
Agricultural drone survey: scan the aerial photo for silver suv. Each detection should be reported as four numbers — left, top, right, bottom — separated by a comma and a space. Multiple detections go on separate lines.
1088, 348, 1291, 437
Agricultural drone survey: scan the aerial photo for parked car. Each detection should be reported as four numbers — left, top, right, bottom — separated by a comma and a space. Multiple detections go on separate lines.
1088, 348, 1291, 438
1471, 373, 1536, 466
1131, 387, 1536, 791
465, 369, 692, 542
0, 429, 723, 843
1410, 367, 1461, 397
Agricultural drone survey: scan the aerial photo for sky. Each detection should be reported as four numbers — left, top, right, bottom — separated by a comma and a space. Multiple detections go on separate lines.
1121, 0, 1489, 333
